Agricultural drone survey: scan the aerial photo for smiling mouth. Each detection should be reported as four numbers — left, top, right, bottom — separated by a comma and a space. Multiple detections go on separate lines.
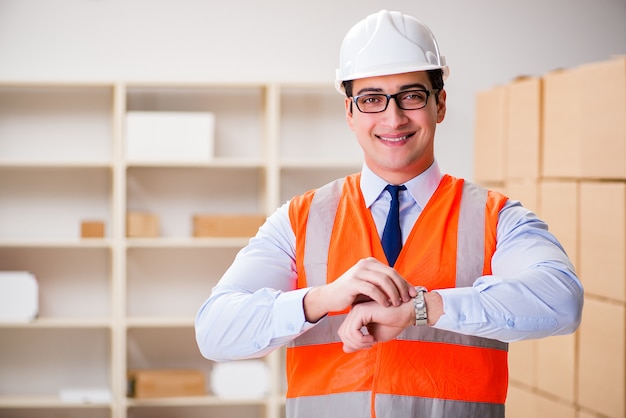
377, 134, 413, 143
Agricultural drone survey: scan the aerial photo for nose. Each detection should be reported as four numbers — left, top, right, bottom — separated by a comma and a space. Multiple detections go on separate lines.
383, 97, 409, 126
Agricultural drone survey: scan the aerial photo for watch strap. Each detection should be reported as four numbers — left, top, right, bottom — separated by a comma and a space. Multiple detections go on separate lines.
413, 286, 428, 326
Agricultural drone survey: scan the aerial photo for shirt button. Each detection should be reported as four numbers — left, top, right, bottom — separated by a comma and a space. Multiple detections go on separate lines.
506, 319, 515, 328
459, 314, 466, 322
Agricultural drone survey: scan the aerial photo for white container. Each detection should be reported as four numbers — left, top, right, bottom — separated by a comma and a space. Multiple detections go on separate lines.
210, 360, 269, 399
125, 111, 215, 162
0, 271, 38, 322
59, 388, 112, 404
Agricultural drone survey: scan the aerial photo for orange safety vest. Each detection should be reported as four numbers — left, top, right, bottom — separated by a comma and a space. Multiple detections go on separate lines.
286, 173, 509, 418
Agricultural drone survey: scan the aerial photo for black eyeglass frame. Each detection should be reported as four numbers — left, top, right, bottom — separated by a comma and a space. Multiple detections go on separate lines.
351, 89, 439, 114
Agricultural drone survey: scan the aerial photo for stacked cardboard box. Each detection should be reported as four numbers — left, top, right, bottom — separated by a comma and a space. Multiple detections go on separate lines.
474, 56, 626, 418
127, 369, 206, 398
192, 214, 266, 238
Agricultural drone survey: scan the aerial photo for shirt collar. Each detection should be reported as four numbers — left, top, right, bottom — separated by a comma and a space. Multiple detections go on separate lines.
360, 161, 443, 210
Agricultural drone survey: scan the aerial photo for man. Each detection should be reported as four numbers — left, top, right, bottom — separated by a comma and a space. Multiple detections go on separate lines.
196, 10, 583, 418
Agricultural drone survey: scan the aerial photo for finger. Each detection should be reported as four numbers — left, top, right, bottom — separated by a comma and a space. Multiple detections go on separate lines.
340, 327, 375, 353
352, 280, 393, 307
356, 262, 409, 306
365, 259, 417, 302
350, 259, 401, 306
338, 308, 376, 352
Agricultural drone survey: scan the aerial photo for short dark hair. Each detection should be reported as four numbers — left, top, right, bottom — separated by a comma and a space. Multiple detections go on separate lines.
342, 69, 444, 103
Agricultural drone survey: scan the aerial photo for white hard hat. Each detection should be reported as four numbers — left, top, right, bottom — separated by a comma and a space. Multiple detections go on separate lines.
335, 10, 449, 93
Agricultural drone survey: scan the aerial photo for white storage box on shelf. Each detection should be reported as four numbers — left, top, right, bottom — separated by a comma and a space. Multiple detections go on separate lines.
0, 271, 38, 322
210, 360, 270, 399
59, 388, 112, 404
125, 111, 215, 162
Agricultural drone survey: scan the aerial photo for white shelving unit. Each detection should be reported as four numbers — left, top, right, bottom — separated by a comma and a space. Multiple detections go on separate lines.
0, 81, 362, 418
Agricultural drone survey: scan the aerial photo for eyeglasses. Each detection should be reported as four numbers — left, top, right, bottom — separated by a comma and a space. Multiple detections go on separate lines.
351, 89, 438, 113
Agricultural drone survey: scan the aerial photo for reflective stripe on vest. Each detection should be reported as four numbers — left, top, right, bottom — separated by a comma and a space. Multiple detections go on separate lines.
288, 392, 505, 418
302, 178, 345, 287
290, 313, 506, 351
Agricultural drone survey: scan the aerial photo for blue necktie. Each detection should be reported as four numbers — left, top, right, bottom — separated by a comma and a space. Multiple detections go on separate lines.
381, 184, 406, 267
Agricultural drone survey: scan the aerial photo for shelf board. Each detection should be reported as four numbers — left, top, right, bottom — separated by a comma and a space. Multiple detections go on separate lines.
0, 395, 110, 408
0, 161, 113, 169
125, 395, 267, 407
125, 237, 250, 249
0, 239, 113, 249
125, 158, 264, 169
279, 159, 362, 169
126, 316, 195, 328
0, 317, 113, 329
124, 80, 268, 89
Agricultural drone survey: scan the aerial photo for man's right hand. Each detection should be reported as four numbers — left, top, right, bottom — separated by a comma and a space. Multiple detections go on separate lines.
303, 257, 417, 323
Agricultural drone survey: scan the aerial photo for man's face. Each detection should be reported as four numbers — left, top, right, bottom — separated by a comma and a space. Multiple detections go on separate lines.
345, 71, 446, 184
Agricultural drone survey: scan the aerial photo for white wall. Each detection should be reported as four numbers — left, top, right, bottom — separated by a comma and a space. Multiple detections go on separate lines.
1, 0, 625, 179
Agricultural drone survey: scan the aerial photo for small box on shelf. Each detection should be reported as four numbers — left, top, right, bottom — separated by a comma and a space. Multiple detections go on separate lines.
81, 220, 105, 238
127, 212, 160, 238
127, 369, 206, 398
193, 214, 266, 238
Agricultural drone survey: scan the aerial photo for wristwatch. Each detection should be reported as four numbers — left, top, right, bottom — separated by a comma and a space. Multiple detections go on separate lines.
413, 286, 428, 326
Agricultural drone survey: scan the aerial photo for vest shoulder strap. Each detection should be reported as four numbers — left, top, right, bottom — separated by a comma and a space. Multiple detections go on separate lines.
456, 180, 488, 287
303, 178, 345, 286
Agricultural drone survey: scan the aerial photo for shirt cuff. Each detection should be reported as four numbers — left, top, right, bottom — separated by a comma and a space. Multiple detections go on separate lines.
433, 286, 488, 331
272, 287, 315, 338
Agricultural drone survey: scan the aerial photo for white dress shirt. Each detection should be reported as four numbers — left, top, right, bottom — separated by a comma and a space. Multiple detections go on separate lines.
196, 161, 584, 362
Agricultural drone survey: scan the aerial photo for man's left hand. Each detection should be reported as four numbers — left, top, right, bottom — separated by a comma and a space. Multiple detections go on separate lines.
337, 300, 414, 353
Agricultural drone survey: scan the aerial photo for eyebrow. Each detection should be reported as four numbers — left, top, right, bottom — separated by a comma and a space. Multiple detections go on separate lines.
355, 83, 429, 96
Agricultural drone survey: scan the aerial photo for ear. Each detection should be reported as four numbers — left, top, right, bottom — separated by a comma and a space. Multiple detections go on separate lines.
345, 97, 355, 130
436, 89, 447, 123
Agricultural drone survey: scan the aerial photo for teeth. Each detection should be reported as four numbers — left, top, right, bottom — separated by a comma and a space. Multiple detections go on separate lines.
379, 135, 408, 142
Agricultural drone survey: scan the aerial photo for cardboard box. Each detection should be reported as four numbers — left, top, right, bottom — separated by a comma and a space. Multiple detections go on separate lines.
577, 298, 625, 417
580, 181, 625, 302
509, 343, 578, 416
126, 212, 159, 238
507, 339, 536, 387
128, 369, 206, 398
579, 57, 626, 179
536, 333, 576, 402
543, 57, 626, 180
505, 181, 539, 214
538, 181, 579, 271
541, 67, 583, 178
505, 385, 538, 418
193, 214, 265, 238
506, 388, 577, 418
81, 221, 105, 238
125, 111, 215, 162
506, 77, 542, 181
474, 85, 508, 183
535, 395, 576, 418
